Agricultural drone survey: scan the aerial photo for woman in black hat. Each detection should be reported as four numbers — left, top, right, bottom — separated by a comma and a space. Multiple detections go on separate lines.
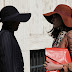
0, 6, 31, 72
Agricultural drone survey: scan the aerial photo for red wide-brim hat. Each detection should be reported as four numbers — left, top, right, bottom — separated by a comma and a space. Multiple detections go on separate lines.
43, 4, 72, 27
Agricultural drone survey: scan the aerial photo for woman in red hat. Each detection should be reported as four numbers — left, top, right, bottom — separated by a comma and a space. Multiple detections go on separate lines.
43, 4, 72, 72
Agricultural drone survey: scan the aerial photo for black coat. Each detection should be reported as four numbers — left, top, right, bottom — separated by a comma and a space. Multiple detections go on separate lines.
0, 30, 24, 72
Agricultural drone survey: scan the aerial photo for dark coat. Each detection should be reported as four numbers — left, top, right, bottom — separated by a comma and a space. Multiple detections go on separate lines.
0, 30, 24, 72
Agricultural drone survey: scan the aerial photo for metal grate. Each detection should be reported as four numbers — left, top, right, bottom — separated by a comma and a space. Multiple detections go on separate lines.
30, 49, 46, 72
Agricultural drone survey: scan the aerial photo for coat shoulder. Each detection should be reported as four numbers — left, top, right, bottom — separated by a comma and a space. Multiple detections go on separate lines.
0, 30, 12, 37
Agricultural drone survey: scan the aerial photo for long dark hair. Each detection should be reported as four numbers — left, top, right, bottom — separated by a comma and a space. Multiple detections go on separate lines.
48, 14, 72, 38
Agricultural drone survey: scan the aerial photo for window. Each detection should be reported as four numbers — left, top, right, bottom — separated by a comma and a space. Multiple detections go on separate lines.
30, 49, 45, 72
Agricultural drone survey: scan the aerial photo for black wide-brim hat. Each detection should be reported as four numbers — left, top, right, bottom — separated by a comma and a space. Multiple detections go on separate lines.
0, 6, 31, 22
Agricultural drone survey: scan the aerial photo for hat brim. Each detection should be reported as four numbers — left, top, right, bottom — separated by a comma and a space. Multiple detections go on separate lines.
43, 12, 57, 24
43, 12, 56, 16
2, 13, 31, 22
17, 13, 31, 22
43, 12, 72, 27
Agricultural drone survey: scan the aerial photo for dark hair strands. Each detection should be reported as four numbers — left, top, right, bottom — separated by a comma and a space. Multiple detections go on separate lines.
48, 24, 72, 38
48, 14, 72, 38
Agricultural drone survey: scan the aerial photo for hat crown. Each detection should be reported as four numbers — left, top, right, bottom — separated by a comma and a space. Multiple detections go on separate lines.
54, 4, 71, 17
1, 6, 19, 20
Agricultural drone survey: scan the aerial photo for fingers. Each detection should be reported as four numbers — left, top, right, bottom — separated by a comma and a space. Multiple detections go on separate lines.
46, 69, 49, 71
44, 62, 48, 67
44, 65, 49, 71
46, 59, 52, 63
44, 61, 51, 71
69, 63, 72, 71
43, 64, 47, 67
44, 67, 49, 72
44, 59, 52, 67
63, 63, 68, 68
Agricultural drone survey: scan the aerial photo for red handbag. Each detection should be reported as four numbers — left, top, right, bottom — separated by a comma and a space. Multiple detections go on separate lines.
45, 48, 71, 72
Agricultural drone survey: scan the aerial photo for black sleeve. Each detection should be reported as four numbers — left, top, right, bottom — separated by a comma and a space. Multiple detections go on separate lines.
0, 31, 14, 72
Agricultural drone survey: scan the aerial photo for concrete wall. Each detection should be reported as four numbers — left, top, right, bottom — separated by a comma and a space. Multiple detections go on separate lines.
0, 0, 72, 72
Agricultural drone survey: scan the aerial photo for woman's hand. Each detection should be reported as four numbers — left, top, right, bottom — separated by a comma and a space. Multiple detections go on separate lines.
68, 62, 72, 71
63, 64, 68, 72
44, 59, 63, 71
